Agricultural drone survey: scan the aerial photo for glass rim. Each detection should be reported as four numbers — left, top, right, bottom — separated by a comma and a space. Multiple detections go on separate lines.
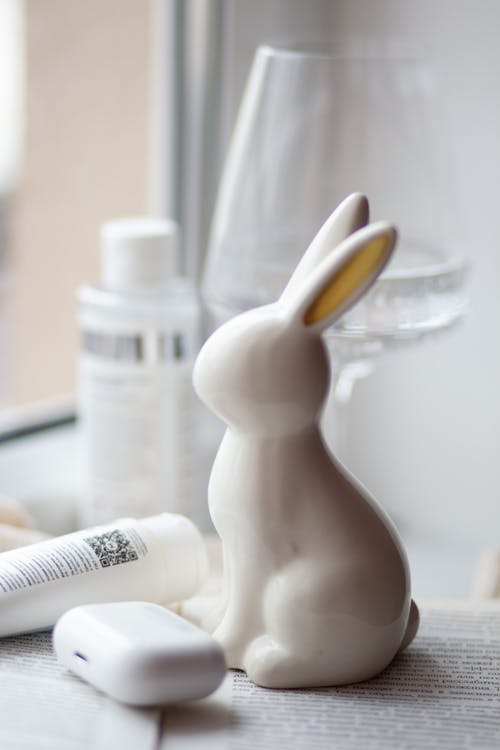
257, 39, 432, 64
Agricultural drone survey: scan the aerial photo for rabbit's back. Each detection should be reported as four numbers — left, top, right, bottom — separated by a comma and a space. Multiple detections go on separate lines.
209, 426, 409, 623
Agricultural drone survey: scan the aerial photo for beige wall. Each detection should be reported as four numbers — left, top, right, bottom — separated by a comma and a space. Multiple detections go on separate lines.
5, 0, 152, 406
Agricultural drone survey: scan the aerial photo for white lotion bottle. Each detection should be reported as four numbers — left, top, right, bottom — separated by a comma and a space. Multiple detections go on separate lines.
0, 512, 207, 637
78, 218, 204, 526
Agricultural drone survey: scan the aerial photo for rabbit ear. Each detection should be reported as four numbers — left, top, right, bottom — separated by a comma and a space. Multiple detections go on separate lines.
284, 222, 396, 333
280, 193, 369, 303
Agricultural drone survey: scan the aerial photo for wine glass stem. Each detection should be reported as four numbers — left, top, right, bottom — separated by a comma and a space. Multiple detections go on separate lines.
324, 360, 374, 459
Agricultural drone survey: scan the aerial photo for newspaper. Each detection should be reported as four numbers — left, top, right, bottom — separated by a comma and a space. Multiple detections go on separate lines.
0, 605, 497, 749
161, 604, 500, 750
0, 631, 160, 750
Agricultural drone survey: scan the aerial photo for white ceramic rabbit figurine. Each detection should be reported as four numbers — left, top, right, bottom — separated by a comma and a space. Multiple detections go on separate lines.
194, 194, 419, 688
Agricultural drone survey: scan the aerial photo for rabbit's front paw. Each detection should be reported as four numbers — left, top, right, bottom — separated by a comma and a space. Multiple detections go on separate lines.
243, 635, 301, 688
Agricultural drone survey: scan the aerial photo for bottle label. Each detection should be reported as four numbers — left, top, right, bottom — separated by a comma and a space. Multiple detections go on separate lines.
79, 361, 176, 521
82, 329, 193, 363
79, 331, 204, 523
83, 331, 145, 362
0, 525, 147, 593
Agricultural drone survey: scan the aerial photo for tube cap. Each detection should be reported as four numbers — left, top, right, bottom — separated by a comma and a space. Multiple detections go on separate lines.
140, 513, 208, 603
101, 217, 179, 290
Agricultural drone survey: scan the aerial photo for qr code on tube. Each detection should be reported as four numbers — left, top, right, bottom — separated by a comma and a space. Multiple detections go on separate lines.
83, 529, 139, 567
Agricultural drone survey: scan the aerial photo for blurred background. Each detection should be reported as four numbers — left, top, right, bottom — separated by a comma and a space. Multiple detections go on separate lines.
0, 0, 498, 593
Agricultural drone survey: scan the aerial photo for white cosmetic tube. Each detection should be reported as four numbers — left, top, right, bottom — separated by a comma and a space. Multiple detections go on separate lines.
0, 513, 207, 637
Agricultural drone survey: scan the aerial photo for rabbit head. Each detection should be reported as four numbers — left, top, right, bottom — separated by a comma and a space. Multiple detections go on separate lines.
194, 194, 396, 435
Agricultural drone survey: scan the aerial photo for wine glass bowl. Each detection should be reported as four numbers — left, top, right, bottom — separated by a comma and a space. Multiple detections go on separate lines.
327, 244, 468, 360
203, 43, 468, 406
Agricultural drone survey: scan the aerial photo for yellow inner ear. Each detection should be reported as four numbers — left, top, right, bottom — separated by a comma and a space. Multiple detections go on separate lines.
304, 234, 390, 326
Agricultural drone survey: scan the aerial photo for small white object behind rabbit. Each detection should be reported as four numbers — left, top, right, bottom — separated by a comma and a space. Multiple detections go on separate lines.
194, 194, 419, 688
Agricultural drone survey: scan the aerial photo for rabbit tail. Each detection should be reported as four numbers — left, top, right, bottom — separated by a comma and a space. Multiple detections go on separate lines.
398, 599, 419, 652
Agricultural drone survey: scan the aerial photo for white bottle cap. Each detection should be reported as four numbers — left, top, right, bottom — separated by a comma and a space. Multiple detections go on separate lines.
139, 513, 208, 603
101, 217, 179, 291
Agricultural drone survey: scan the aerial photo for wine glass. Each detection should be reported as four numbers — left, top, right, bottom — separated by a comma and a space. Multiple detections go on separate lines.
202, 44, 468, 450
